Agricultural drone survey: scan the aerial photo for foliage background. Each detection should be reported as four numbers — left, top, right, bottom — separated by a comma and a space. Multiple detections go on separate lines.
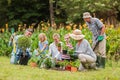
0, 0, 120, 28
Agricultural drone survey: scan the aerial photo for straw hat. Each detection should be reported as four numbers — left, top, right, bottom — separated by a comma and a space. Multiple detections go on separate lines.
70, 29, 85, 40
83, 12, 92, 18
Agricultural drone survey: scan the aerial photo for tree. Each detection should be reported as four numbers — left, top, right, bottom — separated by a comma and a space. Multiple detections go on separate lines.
49, 0, 55, 28
57, 0, 120, 25
0, 0, 8, 27
0, 0, 50, 28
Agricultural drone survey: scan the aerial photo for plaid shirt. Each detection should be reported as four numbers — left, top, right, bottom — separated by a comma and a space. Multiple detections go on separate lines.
86, 18, 106, 43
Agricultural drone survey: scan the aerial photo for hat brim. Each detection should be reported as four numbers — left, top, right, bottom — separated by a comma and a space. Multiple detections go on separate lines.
83, 15, 91, 18
70, 34, 85, 40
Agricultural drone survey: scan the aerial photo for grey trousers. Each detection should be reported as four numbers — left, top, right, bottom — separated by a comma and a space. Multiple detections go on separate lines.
78, 54, 96, 70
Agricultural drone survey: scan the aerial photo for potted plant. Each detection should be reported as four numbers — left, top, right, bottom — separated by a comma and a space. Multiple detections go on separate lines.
44, 57, 53, 69
17, 36, 31, 65
17, 36, 31, 54
62, 44, 68, 54
29, 57, 38, 67
57, 60, 69, 70
69, 59, 80, 72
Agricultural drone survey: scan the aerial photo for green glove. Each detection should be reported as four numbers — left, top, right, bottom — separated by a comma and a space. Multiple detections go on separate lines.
98, 35, 104, 41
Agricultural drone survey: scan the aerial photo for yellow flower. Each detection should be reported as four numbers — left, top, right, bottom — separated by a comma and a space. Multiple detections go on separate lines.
106, 36, 109, 40
110, 25, 114, 28
18, 24, 22, 27
41, 23, 44, 26
73, 24, 77, 28
23, 28, 25, 31
42, 27, 45, 30
5, 23, 8, 29
31, 26, 33, 29
83, 23, 87, 28
44, 26, 48, 31
73, 27, 76, 30
47, 23, 50, 27
89, 40, 92, 44
66, 25, 71, 30
79, 25, 82, 30
1, 28, 4, 33
100, 19, 103, 22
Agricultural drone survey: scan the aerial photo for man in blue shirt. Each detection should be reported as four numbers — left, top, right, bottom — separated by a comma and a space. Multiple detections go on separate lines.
9, 29, 33, 65
83, 12, 106, 68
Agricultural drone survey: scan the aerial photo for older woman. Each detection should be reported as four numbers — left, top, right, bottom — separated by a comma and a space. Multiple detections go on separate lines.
70, 29, 97, 71
48, 33, 62, 61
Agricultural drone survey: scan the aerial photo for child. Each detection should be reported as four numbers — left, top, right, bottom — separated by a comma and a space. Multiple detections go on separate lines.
36, 33, 48, 56
64, 34, 73, 50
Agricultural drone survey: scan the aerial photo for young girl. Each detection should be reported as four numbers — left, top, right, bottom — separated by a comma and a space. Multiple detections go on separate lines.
36, 33, 49, 56
64, 34, 73, 50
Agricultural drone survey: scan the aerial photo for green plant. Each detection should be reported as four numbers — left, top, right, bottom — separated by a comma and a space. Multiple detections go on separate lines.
44, 58, 53, 69
70, 59, 80, 68
17, 36, 31, 50
29, 57, 38, 63
62, 44, 68, 50
57, 60, 69, 67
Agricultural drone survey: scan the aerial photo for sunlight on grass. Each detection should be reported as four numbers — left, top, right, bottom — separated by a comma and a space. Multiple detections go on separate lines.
0, 57, 120, 80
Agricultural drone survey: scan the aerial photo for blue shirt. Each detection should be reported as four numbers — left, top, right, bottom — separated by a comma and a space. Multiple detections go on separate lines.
38, 40, 49, 54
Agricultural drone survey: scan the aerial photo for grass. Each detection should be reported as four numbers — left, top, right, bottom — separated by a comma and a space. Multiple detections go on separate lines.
0, 57, 120, 80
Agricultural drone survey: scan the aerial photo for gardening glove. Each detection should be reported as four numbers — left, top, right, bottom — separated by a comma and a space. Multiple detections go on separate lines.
98, 35, 104, 41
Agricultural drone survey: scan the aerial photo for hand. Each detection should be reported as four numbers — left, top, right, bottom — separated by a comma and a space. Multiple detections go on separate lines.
35, 53, 39, 56
98, 35, 104, 41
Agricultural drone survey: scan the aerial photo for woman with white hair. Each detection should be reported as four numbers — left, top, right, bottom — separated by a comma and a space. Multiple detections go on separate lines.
48, 33, 63, 61
70, 29, 97, 71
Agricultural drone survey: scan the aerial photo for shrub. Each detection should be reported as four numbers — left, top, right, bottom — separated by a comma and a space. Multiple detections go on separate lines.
17, 36, 31, 50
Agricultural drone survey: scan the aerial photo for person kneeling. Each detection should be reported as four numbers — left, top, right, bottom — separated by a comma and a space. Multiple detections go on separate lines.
70, 29, 97, 71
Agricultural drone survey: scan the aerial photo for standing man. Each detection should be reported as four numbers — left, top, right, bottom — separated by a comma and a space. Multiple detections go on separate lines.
83, 12, 106, 68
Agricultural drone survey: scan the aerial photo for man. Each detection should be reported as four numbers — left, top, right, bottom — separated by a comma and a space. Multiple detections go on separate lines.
83, 12, 106, 68
9, 29, 33, 65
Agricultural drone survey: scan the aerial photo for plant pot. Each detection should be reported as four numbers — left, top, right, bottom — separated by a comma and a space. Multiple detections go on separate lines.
71, 67, 77, 72
63, 50, 67, 54
30, 62, 37, 67
65, 65, 71, 71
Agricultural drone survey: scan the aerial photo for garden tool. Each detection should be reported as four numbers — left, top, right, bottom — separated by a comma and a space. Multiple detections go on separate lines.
93, 35, 104, 51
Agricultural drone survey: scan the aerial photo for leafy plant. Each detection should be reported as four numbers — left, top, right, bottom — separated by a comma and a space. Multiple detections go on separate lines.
44, 58, 53, 69
17, 36, 31, 50
29, 57, 38, 63
69, 59, 80, 68
57, 60, 69, 67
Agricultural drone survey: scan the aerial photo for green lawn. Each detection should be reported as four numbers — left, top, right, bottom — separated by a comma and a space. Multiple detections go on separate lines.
0, 57, 120, 80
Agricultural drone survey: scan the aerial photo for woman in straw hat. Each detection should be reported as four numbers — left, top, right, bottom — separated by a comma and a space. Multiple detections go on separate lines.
70, 29, 97, 71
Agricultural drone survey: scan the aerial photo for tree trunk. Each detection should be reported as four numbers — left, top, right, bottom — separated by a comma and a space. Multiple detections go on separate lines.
49, 0, 56, 29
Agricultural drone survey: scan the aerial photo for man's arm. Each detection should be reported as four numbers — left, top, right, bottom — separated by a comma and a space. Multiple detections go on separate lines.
100, 25, 105, 35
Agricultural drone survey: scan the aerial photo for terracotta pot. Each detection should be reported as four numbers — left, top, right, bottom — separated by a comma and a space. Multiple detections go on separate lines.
71, 67, 77, 72
65, 65, 71, 71
30, 62, 37, 67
